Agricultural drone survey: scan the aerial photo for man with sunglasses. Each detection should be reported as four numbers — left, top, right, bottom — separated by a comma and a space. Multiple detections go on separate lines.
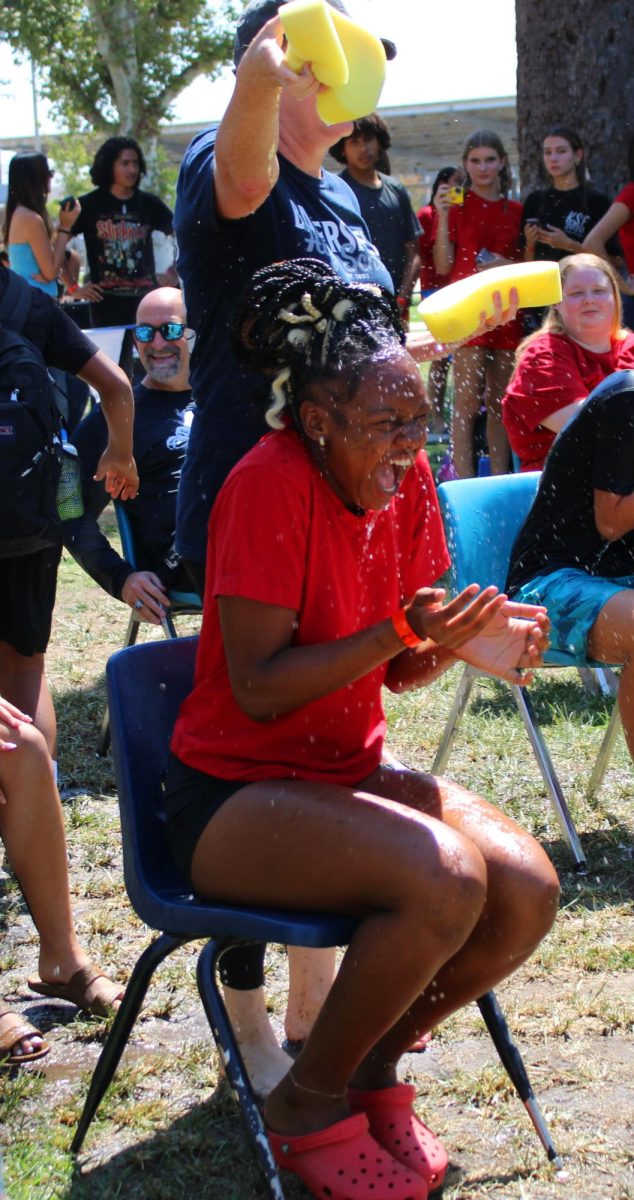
63, 288, 194, 620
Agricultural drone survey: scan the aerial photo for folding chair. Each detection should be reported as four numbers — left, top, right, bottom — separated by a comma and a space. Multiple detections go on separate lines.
96, 500, 202, 754
431, 473, 622, 872
72, 636, 562, 1190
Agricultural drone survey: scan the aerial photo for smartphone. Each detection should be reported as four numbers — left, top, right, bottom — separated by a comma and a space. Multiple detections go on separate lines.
525, 217, 540, 226
447, 186, 464, 206
59, 196, 77, 212
475, 248, 496, 267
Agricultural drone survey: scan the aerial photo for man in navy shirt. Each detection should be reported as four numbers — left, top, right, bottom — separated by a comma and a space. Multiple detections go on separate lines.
64, 288, 193, 621
174, 0, 398, 583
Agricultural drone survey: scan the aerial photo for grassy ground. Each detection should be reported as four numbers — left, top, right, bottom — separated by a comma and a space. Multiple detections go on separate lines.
1, 516, 633, 1200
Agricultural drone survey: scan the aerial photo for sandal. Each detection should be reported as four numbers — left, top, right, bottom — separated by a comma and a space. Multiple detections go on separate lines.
268, 1111, 427, 1200
27, 963, 124, 1018
348, 1083, 448, 1192
0, 1008, 50, 1066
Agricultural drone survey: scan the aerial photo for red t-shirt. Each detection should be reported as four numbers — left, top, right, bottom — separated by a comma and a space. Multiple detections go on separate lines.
171, 429, 449, 784
448, 190, 523, 350
417, 204, 449, 291
502, 329, 634, 471
614, 183, 634, 273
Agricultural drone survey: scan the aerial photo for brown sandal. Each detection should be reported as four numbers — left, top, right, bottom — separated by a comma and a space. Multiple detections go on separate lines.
27, 964, 124, 1018
0, 1008, 50, 1066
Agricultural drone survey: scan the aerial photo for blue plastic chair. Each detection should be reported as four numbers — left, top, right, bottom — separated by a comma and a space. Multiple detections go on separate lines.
431, 473, 622, 872
96, 500, 202, 754
72, 636, 562, 1188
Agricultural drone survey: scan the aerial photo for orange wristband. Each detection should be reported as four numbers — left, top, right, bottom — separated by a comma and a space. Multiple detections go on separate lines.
391, 606, 423, 648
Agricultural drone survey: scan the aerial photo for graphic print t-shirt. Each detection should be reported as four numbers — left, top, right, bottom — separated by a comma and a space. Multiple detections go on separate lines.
74, 187, 173, 299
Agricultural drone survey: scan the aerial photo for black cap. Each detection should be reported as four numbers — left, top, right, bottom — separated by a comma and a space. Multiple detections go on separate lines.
233, 0, 397, 67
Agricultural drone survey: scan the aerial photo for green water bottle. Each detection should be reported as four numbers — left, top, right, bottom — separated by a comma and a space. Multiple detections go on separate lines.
56, 429, 84, 520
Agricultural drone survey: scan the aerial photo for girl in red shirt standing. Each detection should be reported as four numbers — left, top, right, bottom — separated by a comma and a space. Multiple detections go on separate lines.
434, 130, 522, 477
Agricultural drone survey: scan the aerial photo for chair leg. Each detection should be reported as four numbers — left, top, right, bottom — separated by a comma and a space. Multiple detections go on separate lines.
71, 932, 187, 1155
477, 991, 564, 1170
161, 611, 178, 638
587, 700, 622, 799
511, 685, 587, 872
431, 665, 478, 774
196, 940, 286, 1200
96, 616, 141, 756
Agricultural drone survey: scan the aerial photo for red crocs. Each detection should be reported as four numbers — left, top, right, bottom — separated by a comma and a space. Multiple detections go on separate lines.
268, 1111, 428, 1200
348, 1084, 448, 1193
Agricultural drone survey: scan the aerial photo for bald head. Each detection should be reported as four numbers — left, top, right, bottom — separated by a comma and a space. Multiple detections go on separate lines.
134, 287, 191, 392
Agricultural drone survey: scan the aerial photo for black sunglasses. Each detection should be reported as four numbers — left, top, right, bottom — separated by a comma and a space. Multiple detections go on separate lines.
133, 321, 191, 343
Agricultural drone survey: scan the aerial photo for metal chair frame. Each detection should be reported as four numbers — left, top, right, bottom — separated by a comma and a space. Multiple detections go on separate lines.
431, 473, 622, 873
96, 500, 201, 754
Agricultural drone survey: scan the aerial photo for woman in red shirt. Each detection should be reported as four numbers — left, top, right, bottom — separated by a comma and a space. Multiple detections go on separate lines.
433, 131, 522, 477
583, 134, 634, 330
502, 254, 634, 471
165, 259, 558, 1200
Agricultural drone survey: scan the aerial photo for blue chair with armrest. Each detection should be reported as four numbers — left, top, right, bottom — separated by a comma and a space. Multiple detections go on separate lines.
71, 635, 563, 1190
431, 473, 622, 872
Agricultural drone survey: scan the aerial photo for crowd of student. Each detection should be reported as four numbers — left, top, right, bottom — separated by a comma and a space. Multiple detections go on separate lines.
1, 1, 633, 1196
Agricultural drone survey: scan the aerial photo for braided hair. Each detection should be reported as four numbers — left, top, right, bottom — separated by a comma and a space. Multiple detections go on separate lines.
231, 258, 405, 430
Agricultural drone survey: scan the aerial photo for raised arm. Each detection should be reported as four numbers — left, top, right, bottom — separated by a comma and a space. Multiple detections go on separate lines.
11, 205, 80, 282
583, 201, 634, 294
431, 184, 455, 277
214, 16, 320, 219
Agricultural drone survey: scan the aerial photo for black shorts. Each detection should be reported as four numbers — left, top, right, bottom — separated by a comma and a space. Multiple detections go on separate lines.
163, 753, 248, 882
1, 544, 63, 656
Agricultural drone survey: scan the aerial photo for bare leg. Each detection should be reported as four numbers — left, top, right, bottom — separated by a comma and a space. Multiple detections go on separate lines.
483, 349, 514, 475
222, 984, 293, 1097
452, 345, 486, 478
285, 946, 337, 1042
0, 718, 121, 1044
0, 644, 56, 756
345, 765, 560, 1082
191, 778, 489, 1134
587, 589, 634, 758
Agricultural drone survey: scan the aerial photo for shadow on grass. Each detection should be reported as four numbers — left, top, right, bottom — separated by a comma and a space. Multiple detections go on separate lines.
65, 1088, 270, 1200
540, 821, 634, 908
53, 679, 115, 795
469, 673, 617, 730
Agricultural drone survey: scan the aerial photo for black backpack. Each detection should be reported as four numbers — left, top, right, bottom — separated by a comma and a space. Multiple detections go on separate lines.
0, 272, 63, 557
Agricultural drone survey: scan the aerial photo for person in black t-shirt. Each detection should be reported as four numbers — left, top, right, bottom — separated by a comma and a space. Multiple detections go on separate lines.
507, 370, 634, 765
63, 288, 194, 617
0, 264, 138, 757
72, 137, 175, 331
521, 126, 616, 265
0, 265, 137, 1065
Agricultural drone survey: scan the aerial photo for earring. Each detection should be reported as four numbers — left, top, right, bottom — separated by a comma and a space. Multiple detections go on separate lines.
318, 435, 326, 448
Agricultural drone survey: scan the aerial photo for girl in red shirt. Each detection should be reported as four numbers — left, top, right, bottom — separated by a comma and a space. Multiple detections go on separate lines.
434, 130, 522, 477
503, 254, 634, 471
165, 259, 558, 1200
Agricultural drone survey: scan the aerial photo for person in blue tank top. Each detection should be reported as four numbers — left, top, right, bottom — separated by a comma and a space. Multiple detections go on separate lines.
3, 152, 81, 298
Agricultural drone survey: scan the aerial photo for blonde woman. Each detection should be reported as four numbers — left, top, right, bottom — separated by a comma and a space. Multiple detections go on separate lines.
502, 254, 634, 471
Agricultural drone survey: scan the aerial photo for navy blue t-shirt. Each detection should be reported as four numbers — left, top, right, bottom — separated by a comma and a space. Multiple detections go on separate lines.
174, 125, 393, 562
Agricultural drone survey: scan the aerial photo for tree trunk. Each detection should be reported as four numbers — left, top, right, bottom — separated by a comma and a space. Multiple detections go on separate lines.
515, 0, 634, 195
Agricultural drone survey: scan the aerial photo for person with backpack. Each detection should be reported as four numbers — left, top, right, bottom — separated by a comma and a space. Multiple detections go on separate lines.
0, 264, 138, 763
